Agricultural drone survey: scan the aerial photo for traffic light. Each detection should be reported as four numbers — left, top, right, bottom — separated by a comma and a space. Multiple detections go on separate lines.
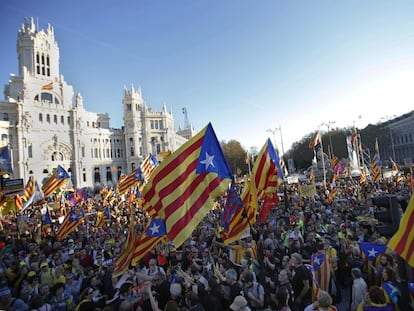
372, 195, 401, 237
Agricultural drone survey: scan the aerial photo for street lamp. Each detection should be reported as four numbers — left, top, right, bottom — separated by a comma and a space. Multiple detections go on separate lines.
267, 125, 285, 156
321, 121, 336, 159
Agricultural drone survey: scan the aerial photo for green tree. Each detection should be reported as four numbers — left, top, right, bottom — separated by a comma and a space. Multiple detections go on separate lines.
221, 139, 248, 175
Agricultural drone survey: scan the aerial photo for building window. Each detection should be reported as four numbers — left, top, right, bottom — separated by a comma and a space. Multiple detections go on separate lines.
106, 167, 112, 183
132, 163, 136, 170
94, 148, 98, 158
67, 116, 71, 125
159, 120, 163, 129
3, 113, 9, 121
155, 120, 159, 129
46, 114, 50, 123
127, 104, 131, 111
61, 116, 64, 124
150, 120, 154, 129
1, 134, 7, 142
28, 145, 33, 158
54, 115, 57, 123
38, 113, 43, 122
117, 167, 122, 180
81, 146, 85, 157
117, 149, 121, 158
83, 173, 86, 182
156, 144, 161, 154
94, 167, 101, 183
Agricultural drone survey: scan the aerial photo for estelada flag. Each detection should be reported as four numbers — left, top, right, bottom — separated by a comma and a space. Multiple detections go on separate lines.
142, 123, 232, 248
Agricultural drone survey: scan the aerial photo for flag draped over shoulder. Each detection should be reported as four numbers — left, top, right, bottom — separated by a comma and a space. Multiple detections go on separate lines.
41, 165, 70, 198
359, 242, 387, 284
113, 206, 136, 278
0, 146, 13, 173
388, 194, 414, 267
55, 209, 79, 241
142, 123, 232, 248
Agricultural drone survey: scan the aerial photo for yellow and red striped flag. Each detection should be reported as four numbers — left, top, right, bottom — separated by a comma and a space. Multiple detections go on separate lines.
41, 165, 70, 198
309, 131, 321, 149
222, 138, 281, 244
21, 176, 35, 202
222, 176, 259, 244
117, 169, 143, 195
55, 209, 80, 241
371, 154, 381, 182
113, 206, 136, 278
131, 218, 167, 266
140, 153, 159, 182
388, 194, 414, 267
142, 123, 232, 248
360, 169, 367, 184
351, 127, 358, 147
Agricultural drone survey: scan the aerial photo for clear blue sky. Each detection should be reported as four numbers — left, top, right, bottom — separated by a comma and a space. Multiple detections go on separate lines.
1, 1, 414, 155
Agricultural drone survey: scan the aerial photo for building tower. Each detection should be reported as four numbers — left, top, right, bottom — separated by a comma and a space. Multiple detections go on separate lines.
122, 85, 144, 173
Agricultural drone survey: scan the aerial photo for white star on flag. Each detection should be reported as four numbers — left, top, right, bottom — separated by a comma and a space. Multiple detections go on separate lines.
368, 248, 378, 259
0, 159, 5, 165
200, 152, 215, 170
205, 262, 212, 271
313, 256, 321, 265
149, 222, 160, 235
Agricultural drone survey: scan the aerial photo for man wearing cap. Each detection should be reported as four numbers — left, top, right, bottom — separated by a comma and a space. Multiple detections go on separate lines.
230, 295, 251, 311
39, 262, 55, 287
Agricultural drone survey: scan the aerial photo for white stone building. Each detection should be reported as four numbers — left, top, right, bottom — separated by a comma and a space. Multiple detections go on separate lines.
0, 18, 194, 189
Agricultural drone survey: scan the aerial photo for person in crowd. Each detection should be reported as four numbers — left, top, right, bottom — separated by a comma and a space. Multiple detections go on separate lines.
241, 270, 265, 310
351, 267, 368, 311
49, 282, 73, 311
357, 285, 394, 311
290, 252, 311, 311
304, 290, 338, 311
230, 295, 251, 311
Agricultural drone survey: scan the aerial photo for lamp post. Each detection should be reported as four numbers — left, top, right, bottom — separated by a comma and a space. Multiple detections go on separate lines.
321, 121, 335, 159
267, 128, 278, 152
267, 125, 285, 156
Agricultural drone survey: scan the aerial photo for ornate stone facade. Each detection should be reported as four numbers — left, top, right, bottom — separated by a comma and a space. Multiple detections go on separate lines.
0, 18, 193, 189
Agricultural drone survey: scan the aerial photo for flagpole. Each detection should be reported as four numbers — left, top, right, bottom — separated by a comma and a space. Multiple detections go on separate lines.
318, 126, 327, 187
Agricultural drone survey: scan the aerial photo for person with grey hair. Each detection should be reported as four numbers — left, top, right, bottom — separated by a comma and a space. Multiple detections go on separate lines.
304, 290, 337, 311
351, 267, 367, 311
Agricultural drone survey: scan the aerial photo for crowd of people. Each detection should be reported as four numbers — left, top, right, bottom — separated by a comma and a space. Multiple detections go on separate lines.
0, 176, 413, 311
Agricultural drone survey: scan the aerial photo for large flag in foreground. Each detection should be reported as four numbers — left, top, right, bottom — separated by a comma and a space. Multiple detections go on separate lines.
41, 165, 70, 198
142, 123, 232, 248
388, 194, 414, 267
